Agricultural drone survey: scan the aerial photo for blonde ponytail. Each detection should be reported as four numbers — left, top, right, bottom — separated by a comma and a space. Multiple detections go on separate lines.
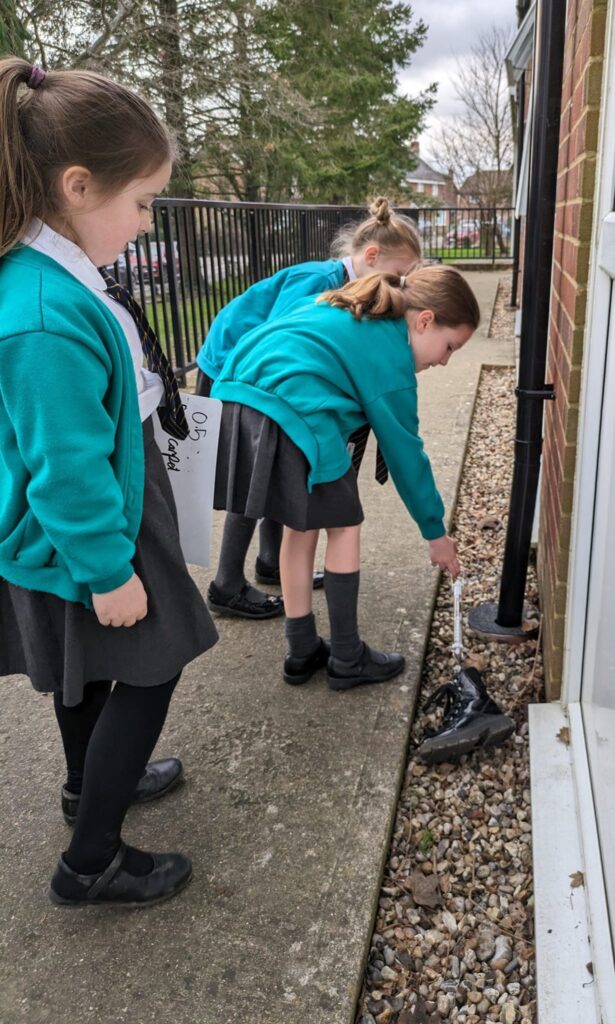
319, 265, 481, 329
330, 196, 422, 264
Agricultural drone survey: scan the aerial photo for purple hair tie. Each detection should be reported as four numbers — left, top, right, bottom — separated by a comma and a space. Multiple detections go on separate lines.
27, 66, 47, 90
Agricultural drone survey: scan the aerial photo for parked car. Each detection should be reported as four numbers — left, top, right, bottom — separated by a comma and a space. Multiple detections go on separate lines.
105, 242, 146, 286
447, 220, 481, 247
145, 240, 180, 286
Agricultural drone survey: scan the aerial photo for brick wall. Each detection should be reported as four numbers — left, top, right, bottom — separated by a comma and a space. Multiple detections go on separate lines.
537, 0, 607, 697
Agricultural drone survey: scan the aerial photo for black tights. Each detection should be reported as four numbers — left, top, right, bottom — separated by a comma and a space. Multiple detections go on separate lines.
54, 675, 180, 874
54, 680, 112, 794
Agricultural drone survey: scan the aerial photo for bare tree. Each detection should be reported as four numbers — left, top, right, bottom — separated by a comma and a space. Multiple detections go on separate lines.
429, 26, 514, 253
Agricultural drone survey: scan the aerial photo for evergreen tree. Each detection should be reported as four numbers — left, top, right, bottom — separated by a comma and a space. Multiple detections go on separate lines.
0, 0, 27, 57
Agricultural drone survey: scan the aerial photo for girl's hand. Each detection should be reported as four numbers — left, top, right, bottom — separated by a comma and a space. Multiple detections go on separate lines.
92, 573, 148, 627
428, 535, 460, 578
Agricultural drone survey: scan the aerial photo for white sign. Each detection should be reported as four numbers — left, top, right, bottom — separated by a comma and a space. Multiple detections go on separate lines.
153, 393, 222, 567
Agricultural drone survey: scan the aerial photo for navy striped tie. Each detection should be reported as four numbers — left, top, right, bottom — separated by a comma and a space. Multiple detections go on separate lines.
99, 267, 189, 440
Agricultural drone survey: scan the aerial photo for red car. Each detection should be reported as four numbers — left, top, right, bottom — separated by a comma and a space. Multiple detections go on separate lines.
447, 220, 481, 247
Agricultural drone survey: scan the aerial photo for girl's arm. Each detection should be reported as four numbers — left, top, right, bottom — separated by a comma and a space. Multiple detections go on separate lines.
0, 331, 138, 596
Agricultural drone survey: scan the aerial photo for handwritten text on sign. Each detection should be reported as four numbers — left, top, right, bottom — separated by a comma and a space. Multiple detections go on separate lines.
153, 393, 222, 567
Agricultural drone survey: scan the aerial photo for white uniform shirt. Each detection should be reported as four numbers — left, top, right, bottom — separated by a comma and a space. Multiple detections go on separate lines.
22, 220, 164, 422
341, 255, 358, 281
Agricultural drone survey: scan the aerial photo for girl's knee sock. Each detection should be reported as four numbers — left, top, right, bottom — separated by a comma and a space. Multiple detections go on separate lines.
214, 512, 258, 595
258, 518, 283, 569
323, 569, 363, 662
285, 612, 319, 658
53, 680, 113, 794
65, 673, 180, 876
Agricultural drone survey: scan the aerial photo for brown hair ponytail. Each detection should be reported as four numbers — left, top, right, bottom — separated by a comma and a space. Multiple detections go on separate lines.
330, 196, 422, 263
319, 265, 481, 330
0, 56, 175, 258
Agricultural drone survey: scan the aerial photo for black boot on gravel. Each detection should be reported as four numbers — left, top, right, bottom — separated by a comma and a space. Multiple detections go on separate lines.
416, 667, 515, 763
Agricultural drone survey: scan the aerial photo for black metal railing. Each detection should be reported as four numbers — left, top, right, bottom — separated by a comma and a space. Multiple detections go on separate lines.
415, 207, 514, 263
109, 200, 513, 376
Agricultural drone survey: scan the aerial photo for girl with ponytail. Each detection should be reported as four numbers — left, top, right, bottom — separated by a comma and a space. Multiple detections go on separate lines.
212, 264, 480, 690
196, 196, 423, 620
0, 57, 217, 908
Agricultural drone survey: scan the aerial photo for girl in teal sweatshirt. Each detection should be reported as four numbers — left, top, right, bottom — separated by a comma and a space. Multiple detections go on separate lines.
195, 198, 423, 619
211, 265, 480, 690
0, 57, 216, 908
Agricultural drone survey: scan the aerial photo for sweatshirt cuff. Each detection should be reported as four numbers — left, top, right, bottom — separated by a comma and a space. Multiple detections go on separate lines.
89, 563, 134, 595
420, 521, 447, 541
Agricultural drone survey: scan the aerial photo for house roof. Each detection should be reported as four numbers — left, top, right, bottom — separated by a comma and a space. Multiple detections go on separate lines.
405, 157, 451, 185
462, 169, 514, 191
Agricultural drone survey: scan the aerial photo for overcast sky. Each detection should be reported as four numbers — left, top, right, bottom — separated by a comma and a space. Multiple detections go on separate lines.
398, 0, 516, 161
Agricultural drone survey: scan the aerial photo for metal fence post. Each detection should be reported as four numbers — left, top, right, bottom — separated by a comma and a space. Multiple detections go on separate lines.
492, 208, 498, 266
300, 211, 308, 261
160, 206, 187, 379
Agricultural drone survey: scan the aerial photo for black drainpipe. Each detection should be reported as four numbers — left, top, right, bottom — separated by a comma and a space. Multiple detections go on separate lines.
469, 0, 566, 638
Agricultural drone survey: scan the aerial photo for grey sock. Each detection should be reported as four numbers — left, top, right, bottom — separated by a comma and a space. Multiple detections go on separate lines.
214, 512, 260, 598
258, 518, 283, 569
285, 612, 320, 658
324, 569, 363, 662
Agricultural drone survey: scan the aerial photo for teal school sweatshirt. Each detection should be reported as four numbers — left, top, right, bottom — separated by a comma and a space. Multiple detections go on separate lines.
0, 246, 145, 607
196, 259, 345, 380
212, 299, 446, 540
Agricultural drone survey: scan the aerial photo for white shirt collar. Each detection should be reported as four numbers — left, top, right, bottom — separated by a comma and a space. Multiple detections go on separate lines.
22, 218, 107, 292
341, 255, 358, 281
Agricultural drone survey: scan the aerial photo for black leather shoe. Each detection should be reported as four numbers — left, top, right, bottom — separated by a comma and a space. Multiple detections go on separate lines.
49, 842, 192, 908
416, 667, 515, 763
283, 638, 331, 685
327, 643, 405, 691
61, 756, 184, 826
207, 581, 284, 619
254, 557, 325, 590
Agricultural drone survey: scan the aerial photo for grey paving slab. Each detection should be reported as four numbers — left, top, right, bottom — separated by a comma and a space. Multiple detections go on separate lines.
0, 272, 514, 1024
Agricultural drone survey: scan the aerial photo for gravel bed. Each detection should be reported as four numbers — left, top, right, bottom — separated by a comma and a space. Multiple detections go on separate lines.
356, 364, 541, 1024
489, 277, 515, 340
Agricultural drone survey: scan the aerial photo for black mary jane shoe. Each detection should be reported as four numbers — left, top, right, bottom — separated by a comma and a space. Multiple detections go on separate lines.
283, 638, 331, 686
254, 557, 325, 591
61, 756, 184, 827
207, 581, 284, 620
327, 643, 406, 691
49, 842, 192, 908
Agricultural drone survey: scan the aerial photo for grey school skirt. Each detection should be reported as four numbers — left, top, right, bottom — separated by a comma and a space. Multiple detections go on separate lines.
0, 417, 218, 706
213, 402, 364, 531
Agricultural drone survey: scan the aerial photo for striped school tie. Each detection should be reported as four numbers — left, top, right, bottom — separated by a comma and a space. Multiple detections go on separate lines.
349, 426, 389, 485
99, 267, 189, 440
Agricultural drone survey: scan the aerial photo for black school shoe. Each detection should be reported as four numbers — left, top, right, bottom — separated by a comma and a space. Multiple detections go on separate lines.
61, 757, 184, 827
254, 557, 325, 590
416, 667, 515, 764
284, 638, 331, 685
49, 842, 192, 908
207, 581, 284, 619
327, 643, 405, 691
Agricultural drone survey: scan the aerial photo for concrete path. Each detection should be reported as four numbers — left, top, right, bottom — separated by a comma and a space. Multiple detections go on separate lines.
0, 273, 514, 1024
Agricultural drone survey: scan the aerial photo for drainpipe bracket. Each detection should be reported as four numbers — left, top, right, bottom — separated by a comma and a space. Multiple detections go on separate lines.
514, 384, 555, 400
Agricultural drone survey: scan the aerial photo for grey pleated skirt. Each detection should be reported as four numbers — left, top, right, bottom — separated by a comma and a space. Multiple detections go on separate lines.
213, 402, 364, 531
0, 417, 218, 706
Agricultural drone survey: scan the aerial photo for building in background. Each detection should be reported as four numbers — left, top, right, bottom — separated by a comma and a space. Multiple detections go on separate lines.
507, 0, 615, 1018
